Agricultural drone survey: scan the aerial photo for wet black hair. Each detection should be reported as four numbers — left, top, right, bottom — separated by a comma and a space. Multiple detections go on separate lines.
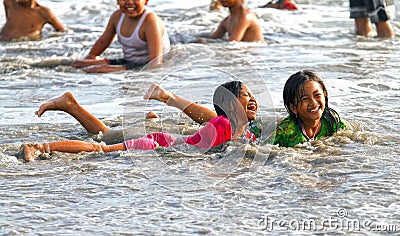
213, 80, 244, 134
283, 70, 341, 133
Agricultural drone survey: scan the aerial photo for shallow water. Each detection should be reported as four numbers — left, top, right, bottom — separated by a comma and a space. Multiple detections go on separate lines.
1, 0, 400, 234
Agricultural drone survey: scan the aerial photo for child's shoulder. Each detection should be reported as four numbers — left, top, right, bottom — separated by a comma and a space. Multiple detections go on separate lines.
141, 9, 165, 28
338, 117, 349, 130
277, 116, 296, 129
273, 116, 303, 147
209, 116, 230, 126
30, 3, 55, 20
108, 9, 123, 22
323, 108, 349, 130
110, 9, 123, 17
4, 0, 14, 6
236, 7, 259, 23
35, 4, 51, 13
143, 8, 162, 21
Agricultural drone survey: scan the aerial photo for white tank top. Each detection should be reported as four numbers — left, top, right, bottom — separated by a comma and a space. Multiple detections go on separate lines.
116, 9, 171, 65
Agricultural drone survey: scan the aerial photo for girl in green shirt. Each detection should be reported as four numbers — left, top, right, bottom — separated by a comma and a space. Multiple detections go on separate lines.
274, 70, 348, 147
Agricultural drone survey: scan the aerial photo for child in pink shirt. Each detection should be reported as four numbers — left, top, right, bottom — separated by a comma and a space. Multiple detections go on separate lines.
19, 81, 259, 162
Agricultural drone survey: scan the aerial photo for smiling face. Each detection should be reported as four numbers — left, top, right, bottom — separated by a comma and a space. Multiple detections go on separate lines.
118, 0, 148, 18
291, 81, 326, 125
237, 84, 258, 121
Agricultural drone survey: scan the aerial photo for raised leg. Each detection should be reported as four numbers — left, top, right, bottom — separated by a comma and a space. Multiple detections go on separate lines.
36, 92, 110, 135
143, 83, 217, 124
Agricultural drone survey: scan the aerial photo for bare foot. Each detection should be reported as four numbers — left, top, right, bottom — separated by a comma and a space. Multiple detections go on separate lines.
19, 143, 44, 162
35, 92, 78, 117
146, 111, 159, 119
143, 83, 172, 103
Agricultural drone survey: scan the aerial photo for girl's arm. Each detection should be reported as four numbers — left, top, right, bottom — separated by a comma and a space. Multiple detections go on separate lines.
208, 17, 228, 39
144, 83, 217, 124
167, 93, 217, 124
143, 12, 165, 67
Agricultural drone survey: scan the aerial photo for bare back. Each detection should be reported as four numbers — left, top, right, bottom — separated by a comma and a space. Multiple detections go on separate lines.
210, 5, 264, 42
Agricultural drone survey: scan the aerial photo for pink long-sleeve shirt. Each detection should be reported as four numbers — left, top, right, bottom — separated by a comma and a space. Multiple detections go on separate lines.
123, 116, 257, 150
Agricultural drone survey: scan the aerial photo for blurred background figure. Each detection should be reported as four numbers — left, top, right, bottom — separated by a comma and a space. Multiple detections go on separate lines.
259, 0, 298, 10
349, 0, 395, 37
210, 0, 223, 11
0, 0, 65, 41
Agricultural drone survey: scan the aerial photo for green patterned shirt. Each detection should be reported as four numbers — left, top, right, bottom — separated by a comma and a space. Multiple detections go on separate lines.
273, 113, 348, 147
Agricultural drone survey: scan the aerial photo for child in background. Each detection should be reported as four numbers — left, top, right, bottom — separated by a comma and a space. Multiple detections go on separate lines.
0, 0, 65, 41
259, 0, 298, 10
273, 70, 348, 147
19, 81, 259, 162
198, 0, 264, 43
72, 0, 170, 73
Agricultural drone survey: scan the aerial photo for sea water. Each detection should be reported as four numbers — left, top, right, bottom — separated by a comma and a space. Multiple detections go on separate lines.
0, 0, 399, 234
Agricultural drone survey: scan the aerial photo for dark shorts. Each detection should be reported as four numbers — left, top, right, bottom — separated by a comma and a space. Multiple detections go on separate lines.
108, 58, 145, 70
349, 0, 393, 23
97, 127, 141, 145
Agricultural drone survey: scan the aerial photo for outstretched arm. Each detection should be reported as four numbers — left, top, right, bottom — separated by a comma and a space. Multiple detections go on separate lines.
72, 11, 119, 68
144, 83, 217, 124
208, 17, 228, 39
143, 12, 165, 67
85, 10, 120, 59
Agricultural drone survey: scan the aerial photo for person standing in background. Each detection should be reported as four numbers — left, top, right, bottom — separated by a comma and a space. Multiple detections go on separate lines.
349, 0, 395, 37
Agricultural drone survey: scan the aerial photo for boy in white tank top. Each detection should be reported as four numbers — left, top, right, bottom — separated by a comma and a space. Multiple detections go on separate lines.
72, 0, 170, 73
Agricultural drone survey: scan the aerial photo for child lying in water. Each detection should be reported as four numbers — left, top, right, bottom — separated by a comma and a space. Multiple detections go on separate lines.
19, 81, 259, 161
